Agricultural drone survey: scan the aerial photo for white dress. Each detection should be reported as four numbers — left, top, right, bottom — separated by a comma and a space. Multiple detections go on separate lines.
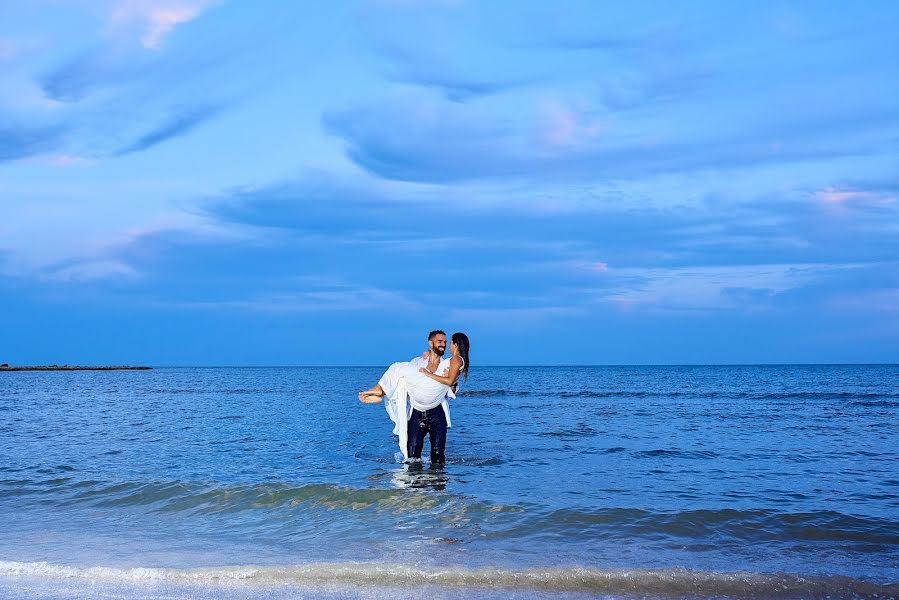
378, 360, 451, 411
377, 358, 456, 459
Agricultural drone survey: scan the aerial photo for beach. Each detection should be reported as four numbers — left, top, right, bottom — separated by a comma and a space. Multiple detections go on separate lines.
1, 365, 897, 599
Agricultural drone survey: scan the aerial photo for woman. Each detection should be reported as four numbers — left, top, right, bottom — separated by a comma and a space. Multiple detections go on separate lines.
359, 332, 470, 462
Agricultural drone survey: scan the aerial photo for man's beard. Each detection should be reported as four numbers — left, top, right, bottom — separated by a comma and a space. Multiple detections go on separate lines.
432, 345, 446, 357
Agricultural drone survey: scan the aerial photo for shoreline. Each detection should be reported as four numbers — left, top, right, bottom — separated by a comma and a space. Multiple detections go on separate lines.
0, 366, 152, 371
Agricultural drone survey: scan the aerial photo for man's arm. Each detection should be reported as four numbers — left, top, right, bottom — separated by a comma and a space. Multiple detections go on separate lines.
409, 351, 429, 367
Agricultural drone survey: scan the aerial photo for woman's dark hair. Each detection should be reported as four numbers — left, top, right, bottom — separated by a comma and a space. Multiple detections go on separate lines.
451, 332, 470, 382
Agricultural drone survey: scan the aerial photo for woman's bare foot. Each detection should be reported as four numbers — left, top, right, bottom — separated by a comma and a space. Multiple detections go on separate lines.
359, 384, 385, 403
358, 391, 383, 403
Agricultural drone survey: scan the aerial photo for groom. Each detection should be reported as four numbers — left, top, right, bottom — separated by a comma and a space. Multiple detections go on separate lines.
407, 329, 455, 464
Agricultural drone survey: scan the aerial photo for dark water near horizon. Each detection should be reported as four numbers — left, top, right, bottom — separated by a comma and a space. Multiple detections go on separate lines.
1, 365, 897, 599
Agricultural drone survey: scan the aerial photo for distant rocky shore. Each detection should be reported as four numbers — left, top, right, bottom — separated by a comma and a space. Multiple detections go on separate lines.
0, 365, 152, 371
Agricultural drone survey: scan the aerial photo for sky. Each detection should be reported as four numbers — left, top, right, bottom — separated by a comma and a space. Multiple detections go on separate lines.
1, 1, 898, 366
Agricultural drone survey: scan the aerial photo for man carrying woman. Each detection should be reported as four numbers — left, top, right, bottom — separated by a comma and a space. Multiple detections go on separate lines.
359, 331, 470, 464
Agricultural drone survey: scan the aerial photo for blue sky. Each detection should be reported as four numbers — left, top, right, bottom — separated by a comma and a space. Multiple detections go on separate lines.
1, 1, 898, 365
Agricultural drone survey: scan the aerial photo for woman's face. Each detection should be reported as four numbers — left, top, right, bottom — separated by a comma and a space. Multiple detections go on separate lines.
450, 340, 458, 356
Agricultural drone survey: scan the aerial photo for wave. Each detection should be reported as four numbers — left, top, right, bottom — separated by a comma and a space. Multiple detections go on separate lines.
458, 389, 533, 397
0, 560, 895, 598
632, 449, 720, 459
485, 508, 899, 546
80, 481, 444, 513
146, 387, 284, 395
850, 400, 899, 408
3, 478, 898, 545
749, 391, 899, 401
3, 474, 899, 552
0, 479, 518, 517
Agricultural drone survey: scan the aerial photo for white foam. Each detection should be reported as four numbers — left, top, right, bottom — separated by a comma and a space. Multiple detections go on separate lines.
0, 560, 895, 598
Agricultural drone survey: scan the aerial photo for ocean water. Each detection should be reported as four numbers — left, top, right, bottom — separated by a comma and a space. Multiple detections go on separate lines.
0, 365, 897, 599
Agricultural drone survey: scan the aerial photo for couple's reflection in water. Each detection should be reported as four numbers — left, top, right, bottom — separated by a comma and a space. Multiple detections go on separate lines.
390, 461, 449, 491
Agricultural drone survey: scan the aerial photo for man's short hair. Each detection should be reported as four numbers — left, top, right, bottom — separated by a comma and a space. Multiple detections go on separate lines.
428, 330, 446, 340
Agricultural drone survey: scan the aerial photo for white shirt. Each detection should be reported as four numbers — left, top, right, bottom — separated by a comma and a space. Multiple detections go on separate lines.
410, 354, 457, 400
409, 354, 455, 426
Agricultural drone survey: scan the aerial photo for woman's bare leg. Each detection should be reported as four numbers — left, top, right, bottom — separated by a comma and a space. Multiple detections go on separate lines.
358, 383, 385, 403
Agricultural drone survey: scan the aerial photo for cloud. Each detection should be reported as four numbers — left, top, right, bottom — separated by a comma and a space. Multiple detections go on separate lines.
190, 170, 865, 315
114, 104, 222, 155
48, 259, 138, 282
39, 1, 225, 103
170, 284, 423, 313
197, 167, 899, 287
206, 171, 425, 232
7, 157, 893, 337
389, 70, 530, 103
813, 186, 896, 206
587, 262, 866, 312
40, 47, 145, 103
0, 123, 67, 162
323, 87, 899, 184
34, 34, 236, 154
815, 187, 870, 204
359, 0, 535, 102
0, 185, 238, 282
322, 96, 527, 183
329, 5, 899, 185
373, 41, 535, 102
110, 0, 219, 50
537, 100, 601, 149
46, 154, 90, 167
141, 6, 203, 49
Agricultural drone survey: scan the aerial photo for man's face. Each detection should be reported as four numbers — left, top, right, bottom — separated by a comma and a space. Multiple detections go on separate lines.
429, 334, 447, 357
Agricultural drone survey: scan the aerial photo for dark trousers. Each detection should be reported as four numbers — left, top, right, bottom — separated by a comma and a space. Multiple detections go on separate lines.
407, 407, 447, 464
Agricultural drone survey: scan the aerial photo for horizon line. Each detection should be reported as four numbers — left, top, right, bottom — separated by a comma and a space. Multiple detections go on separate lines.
82, 362, 899, 368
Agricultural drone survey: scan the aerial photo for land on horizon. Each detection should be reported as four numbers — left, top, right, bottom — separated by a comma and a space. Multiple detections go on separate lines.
0, 365, 152, 371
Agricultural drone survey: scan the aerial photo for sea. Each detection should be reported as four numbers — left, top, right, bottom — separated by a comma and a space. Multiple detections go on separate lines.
0, 365, 897, 599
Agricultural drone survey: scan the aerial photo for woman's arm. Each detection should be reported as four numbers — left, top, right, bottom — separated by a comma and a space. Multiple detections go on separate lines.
419, 356, 462, 386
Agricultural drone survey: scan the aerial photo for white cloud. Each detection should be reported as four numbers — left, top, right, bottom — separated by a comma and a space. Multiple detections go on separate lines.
48, 259, 138, 282
110, 0, 219, 49
589, 262, 865, 312
0, 182, 255, 280
812, 186, 896, 206
172, 285, 423, 313
141, 6, 201, 49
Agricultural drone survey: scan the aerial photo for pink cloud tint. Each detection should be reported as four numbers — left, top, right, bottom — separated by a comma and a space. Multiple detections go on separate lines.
110, 1, 218, 49
0, 38, 16, 61
815, 187, 868, 204
814, 186, 896, 206
47, 155, 88, 167
538, 100, 601, 149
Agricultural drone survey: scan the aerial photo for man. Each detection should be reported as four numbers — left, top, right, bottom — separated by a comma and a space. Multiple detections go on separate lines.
406, 330, 456, 464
